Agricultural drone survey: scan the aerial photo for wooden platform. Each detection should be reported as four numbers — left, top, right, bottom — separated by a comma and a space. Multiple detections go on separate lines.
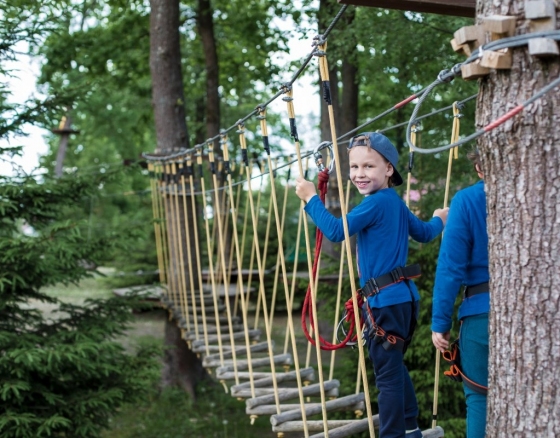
338, 0, 475, 17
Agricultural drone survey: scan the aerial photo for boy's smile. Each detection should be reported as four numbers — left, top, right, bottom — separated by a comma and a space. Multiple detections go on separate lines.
349, 146, 394, 195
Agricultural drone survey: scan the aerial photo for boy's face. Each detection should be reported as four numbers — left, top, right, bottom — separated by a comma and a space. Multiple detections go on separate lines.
349, 146, 394, 196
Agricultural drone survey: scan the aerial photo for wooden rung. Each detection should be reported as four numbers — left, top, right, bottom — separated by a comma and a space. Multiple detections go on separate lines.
191, 329, 260, 348
217, 371, 281, 380
421, 427, 445, 438
245, 380, 340, 408
234, 387, 313, 398
215, 353, 292, 373
231, 367, 315, 392
310, 423, 444, 438
196, 315, 241, 324
308, 418, 376, 437
528, 38, 559, 57
450, 38, 467, 55
273, 420, 367, 433
247, 403, 327, 416
184, 323, 244, 339
203, 341, 273, 362
191, 344, 232, 353
271, 393, 365, 426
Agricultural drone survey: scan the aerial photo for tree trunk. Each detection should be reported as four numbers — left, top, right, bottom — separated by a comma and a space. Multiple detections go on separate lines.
161, 311, 207, 399
150, 0, 189, 153
150, 0, 207, 396
196, 0, 220, 147
477, 1, 560, 435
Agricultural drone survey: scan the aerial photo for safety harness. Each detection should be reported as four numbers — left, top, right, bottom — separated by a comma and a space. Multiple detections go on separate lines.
442, 281, 489, 395
358, 264, 422, 354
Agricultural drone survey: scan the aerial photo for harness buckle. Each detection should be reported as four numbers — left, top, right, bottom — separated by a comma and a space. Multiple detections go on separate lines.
390, 266, 404, 283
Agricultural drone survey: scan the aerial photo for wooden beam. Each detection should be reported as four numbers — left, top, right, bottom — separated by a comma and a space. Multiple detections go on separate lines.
337, 0, 475, 18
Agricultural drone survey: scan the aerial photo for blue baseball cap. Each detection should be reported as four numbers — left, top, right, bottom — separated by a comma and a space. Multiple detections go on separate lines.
349, 132, 403, 186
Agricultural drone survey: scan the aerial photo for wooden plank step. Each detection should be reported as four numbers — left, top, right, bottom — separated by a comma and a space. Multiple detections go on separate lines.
231, 367, 315, 392
196, 315, 241, 324
308, 420, 444, 438
191, 344, 232, 353
271, 393, 365, 426
246, 380, 340, 408
203, 341, 273, 362
191, 329, 260, 349
215, 353, 292, 373
247, 403, 330, 416
273, 420, 366, 433
216, 371, 285, 381
184, 323, 244, 338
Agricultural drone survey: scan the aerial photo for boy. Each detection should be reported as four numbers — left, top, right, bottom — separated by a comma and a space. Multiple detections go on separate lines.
432, 149, 489, 438
295, 132, 448, 438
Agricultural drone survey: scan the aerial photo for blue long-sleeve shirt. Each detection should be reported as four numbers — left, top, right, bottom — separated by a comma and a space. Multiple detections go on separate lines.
304, 188, 444, 308
432, 180, 489, 333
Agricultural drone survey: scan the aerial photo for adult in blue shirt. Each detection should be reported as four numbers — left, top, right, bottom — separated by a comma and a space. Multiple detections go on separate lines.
432, 149, 489, 438
296, 132, 448, 438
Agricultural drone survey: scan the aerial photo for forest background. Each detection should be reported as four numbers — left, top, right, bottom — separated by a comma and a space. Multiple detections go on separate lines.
1, 0, 482, 437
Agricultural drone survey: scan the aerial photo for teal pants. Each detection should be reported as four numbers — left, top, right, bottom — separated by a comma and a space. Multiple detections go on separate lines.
460, 313, 489, 438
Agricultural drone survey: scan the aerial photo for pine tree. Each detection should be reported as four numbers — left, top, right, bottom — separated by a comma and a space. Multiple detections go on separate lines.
0, 167, 161, 438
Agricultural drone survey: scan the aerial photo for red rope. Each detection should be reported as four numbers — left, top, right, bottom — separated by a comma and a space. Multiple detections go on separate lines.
301, 169, 362, 350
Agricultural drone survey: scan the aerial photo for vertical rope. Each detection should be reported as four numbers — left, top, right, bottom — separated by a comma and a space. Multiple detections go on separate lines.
406, 125, 417, 208
171, 162, 190, 333
432, 101, 461, 429
163, 163, 179, 311
196, 149, 226, 371
316, 41, 375, 438
188, 153, 211, 358
154, 163, 171, 295
179, 161, 199, 341
241, 118, 283, 421
148, 162, 166, 285
208, 137, 241, 387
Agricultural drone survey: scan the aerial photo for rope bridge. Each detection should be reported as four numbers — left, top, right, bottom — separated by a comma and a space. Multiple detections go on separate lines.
141, 6, 560, 437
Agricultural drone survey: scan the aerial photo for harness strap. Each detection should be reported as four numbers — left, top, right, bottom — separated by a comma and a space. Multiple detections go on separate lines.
442, 339, 488, 395
359, 263, 421, 299
464, 281, 489, 298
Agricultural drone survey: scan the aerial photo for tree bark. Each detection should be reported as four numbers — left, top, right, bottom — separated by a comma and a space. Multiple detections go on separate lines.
477, 1, 560, 435
149, 0, 206, 396
196, 0, 220, 147
150, 0, 189, 153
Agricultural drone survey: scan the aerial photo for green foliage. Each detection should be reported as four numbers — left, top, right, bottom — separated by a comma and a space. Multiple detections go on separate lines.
103, 383, 274, 438
0, 166, 161, 438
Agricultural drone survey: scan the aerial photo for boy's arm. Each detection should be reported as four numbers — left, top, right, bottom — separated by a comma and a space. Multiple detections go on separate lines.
407, 209, 445, 243
432, 197, 471, 333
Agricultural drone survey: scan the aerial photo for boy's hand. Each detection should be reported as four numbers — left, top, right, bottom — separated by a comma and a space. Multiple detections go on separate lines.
433, 207, 449, 226
295, 176, 317, 203
432, 331, 450, 353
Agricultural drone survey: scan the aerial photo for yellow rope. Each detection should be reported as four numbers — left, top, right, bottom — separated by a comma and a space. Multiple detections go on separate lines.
154, 163, 170, 291
171, 162, 191, 332
188, 153, 211, 358
196, 150, 226, 369
208, 138, 241, 387
432, 101, 461, 429
163, 163, 179, 309
241, 115, 282, 417
317, 41, 375, 438
406, 125, 417, 208
179, 162, 200, 341
148, 162, 166, 285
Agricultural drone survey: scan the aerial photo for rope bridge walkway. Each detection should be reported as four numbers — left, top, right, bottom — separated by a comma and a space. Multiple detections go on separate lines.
140, 6, 560, 437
